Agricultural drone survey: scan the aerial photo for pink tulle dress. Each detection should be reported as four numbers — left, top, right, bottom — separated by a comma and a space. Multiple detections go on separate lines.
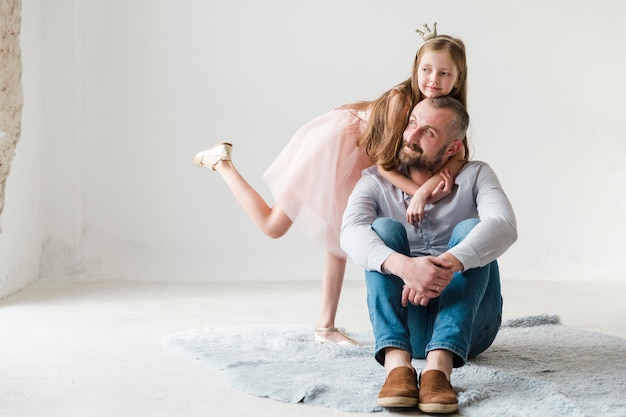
262, 107, 373, 258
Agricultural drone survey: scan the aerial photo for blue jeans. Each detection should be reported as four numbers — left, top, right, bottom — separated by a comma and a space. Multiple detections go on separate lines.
365, 218, 502, 368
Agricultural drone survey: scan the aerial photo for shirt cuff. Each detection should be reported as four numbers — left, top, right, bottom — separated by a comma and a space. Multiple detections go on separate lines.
447, 246, 480, 271
367, 246, 396, 273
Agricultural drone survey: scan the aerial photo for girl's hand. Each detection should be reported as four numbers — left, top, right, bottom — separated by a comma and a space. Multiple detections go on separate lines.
429, 169, 454, 204
406, 189, 428, 225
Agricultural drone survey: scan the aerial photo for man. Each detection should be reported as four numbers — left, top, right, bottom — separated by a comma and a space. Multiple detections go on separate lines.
341, 96, 517, 413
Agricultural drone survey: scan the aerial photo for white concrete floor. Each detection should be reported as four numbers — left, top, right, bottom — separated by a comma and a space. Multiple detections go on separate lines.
0, 279, 624, 417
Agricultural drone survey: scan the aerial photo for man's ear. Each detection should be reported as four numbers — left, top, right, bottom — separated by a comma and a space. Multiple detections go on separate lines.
446, 140, 463, 157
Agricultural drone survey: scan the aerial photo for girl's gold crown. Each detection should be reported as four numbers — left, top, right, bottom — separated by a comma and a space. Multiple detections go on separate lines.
416, 22, 437, 41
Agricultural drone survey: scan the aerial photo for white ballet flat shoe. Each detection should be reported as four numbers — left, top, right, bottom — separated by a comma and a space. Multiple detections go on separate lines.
193, 142, 233, 170
314, 327, 362, 346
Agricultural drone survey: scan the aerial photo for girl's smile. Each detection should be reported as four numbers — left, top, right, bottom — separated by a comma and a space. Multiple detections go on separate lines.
417, 50, 459, 98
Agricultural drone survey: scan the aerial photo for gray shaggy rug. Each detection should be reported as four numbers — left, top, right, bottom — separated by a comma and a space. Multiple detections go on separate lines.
162, 315, 626, 416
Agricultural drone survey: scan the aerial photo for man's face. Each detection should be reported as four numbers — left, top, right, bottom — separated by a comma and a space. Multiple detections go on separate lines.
399, 100, 455, 174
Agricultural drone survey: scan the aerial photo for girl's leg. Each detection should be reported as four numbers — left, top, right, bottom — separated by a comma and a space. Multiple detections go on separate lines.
316, 252, 360, 344
214, 159, 293, 238
200, 150, 354, 343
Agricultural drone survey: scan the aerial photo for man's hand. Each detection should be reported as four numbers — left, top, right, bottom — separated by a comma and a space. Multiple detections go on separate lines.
382, 251, 463, 307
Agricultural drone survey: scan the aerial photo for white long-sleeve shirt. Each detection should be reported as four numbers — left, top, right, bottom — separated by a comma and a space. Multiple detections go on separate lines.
340, 161, 518, 272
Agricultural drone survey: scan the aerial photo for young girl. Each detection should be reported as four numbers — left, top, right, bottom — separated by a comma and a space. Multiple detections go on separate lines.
193, 27, 468, 345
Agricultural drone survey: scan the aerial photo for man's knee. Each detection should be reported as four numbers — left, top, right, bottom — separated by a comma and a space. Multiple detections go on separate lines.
449, 218, 480, 247
372, 218, 404, 241
372, 218, 410, 255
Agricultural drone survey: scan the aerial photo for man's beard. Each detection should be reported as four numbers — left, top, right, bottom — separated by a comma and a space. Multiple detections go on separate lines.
398, 141, 447, 174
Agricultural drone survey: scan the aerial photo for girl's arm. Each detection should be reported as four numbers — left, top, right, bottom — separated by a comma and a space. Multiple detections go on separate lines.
378, 166, 419, 195
406, 150, 466, 224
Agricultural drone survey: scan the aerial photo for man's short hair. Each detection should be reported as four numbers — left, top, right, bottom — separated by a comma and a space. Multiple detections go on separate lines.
428, 96, 469, 143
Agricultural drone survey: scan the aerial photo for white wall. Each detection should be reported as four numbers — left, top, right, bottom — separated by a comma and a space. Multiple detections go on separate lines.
3, 0, 625, 290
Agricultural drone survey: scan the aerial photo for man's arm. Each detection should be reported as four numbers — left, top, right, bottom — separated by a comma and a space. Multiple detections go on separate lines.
398, 162, 517, 306
340, 173, 396, 272
445, 162, 518, 270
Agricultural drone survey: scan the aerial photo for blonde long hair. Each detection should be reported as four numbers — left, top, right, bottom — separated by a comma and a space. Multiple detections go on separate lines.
348, 35, 468, 171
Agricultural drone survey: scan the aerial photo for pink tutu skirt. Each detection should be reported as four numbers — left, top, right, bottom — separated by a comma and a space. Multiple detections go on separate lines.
262, 107, 372, 258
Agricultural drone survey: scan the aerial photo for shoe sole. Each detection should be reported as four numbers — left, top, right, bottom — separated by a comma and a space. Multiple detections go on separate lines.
314, 332, 362, 346
418, 402, 458, 413
377, 396, 418, 408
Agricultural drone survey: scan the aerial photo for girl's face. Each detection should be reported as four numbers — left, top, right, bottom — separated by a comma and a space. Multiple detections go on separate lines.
417, 50, 459, 98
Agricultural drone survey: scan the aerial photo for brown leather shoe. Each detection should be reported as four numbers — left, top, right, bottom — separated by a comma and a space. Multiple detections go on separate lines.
377, 366, 419, 408
418, 370, 458, 413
